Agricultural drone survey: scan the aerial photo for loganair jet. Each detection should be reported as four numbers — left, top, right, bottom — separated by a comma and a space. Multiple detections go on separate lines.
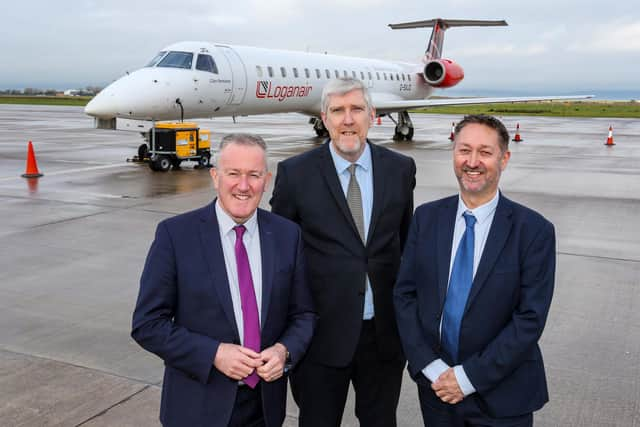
85, 18, 590, 141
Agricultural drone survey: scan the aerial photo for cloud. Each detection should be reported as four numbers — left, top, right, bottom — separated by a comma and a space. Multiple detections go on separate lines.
447, 43, 548, 57
568, 21, 640, 52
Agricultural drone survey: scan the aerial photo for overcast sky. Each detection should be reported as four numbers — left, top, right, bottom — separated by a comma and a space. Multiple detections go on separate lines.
2, 0, 638, 97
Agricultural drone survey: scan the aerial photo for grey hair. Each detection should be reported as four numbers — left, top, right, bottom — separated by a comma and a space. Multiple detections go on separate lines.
321, 77, 373, 114
215, 133, 268, 168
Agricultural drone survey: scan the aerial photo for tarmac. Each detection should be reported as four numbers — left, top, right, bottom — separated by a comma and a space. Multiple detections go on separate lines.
0, 104, 639, 426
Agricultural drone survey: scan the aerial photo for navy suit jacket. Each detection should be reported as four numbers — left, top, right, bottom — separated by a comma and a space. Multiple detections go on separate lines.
131, 202, 315, 427
394, 194, 555, 417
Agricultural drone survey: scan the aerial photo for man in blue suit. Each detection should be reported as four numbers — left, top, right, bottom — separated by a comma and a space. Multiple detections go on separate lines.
132, 133, 316, 427
394, 115, 555, 426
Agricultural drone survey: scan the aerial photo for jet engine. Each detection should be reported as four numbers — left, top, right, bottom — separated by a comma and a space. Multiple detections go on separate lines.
423, 59, 464, 88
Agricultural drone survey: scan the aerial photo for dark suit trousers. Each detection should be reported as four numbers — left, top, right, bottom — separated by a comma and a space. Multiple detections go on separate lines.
228, 383, 265, 427
291, 319, 404, 427
417, 384, 533, 427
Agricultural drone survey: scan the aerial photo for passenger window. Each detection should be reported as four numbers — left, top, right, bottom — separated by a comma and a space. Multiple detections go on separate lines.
343, 70, 348, 78
396, 73, 400, 80
256, 65, 263, 78
316, 69, 321, 79
376, 72, 380, 80
360, 71, 365, 80
325, 69, 331, 79
305, 68, 310, 78
401, 74, 405, 81
368, 71, 372, 80
408, 74, 411, 81
390, 74, 394, 81
384, 73, 387, 80
293, 67, 299, 78
352, 71, 357, 79
157, 51, 193, 69
196, 54, 218, 73
335, 70, 340, 78
281, 67, 287, 78
268, 66, 274, 77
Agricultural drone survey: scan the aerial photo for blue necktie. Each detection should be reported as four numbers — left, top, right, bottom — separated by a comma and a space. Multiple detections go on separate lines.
441, 212, 477, 363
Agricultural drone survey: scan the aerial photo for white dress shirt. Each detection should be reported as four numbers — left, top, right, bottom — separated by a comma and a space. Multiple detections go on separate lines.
422, 191, 500, 396
215, 201, 263, 343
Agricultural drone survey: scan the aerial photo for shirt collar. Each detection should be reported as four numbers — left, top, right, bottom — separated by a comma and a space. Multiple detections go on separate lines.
328, 140, 372, 174
456, 191, 500, 225
215, 199, 259, 237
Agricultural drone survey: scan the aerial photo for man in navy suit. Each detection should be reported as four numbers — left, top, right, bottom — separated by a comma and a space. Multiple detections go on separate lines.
132, 133, 315, 427
394, 115, 555, 426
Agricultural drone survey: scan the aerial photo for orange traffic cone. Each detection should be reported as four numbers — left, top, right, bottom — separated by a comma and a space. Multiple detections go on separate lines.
376, 116, 382, 125
512, 123, 523, 142
449, 122, 455, 140
21, 141, 43, 178
605, 125, 615, 146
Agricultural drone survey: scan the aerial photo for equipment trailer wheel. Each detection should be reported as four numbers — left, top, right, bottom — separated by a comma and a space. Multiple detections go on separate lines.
150, 155, 172, 172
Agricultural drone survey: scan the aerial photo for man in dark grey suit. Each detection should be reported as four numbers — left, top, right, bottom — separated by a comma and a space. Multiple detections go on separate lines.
270, 78, 416, 427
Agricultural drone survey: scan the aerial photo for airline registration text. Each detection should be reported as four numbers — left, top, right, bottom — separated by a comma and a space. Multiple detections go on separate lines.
256, 81, 313, 102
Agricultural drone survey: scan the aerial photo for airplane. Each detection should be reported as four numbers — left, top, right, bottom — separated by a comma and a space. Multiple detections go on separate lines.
85, 18, 591, 143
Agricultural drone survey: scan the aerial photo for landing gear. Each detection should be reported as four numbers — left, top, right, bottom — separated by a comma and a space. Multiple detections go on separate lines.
392, 111, 414, 141
310, 117, 329, 138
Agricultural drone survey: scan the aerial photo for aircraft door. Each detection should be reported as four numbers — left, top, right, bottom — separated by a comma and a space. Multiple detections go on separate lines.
220, 47, 247, 105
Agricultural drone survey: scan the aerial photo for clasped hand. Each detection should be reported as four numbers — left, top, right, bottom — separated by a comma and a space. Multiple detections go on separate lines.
431, 367, 464, 404
214, 342, 287, 382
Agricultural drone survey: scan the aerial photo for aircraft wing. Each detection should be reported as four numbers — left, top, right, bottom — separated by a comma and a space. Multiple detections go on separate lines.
372, 95, 594, 115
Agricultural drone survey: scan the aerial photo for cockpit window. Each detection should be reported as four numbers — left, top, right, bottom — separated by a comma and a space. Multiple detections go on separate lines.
196, 54, 218, 74
157, 51, 193, 69
145, 51, 167, 67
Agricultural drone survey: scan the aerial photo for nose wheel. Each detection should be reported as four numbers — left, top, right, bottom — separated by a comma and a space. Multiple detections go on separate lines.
310, 117, 329, 138
392, 111, 414, 141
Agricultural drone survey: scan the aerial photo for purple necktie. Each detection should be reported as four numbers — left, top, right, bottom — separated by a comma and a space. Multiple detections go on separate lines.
234, 225, 261, 388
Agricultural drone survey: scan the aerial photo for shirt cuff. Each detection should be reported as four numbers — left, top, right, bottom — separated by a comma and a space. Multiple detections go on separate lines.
453, 365, 476, 396
422, 359, 449, 383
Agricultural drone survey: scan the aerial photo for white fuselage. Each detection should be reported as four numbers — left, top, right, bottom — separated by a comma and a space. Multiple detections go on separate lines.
85, 41, 433, 121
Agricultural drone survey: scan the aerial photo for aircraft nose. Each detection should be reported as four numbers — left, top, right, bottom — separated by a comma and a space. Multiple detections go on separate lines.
84, 90, 117, 119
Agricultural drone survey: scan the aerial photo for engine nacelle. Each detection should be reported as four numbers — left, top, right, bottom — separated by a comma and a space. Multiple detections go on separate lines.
423, 59, 464, 88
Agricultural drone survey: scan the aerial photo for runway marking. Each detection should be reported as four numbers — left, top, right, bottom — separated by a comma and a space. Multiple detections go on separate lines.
0, 163, 135, 182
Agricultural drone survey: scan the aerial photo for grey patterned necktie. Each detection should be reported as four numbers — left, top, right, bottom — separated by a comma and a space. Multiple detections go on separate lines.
347, 164, 365, 243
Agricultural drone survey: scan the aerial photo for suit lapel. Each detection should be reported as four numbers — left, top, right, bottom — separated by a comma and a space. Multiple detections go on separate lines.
367, 142, 386, 246
437, 197, 458, 308
199, 202, 239, 340
465, 195, 513, 311
317, 141, 362, 242
257, 210, 275, 331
